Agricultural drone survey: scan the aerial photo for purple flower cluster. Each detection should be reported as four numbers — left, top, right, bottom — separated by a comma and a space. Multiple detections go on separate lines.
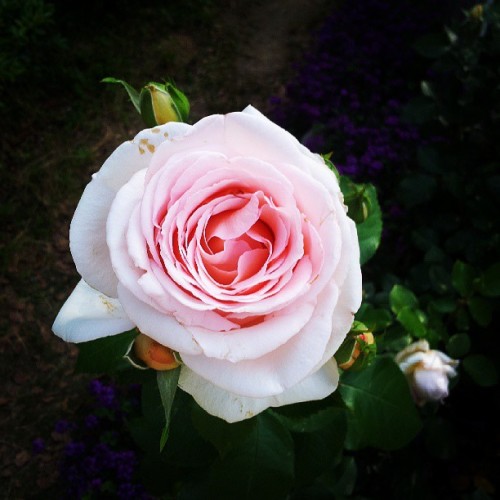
271, 0, 450, 180
57, 378, 150, 499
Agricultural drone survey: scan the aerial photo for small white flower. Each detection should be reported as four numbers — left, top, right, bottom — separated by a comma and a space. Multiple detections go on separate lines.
395, 340, 459, 405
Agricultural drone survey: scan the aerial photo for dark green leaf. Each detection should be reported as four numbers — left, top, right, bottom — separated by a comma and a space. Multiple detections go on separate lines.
208, 413, 294, 500
478, 262, 500, 297
165, 81, 190, 122
157, 367, 181, 451
340, 357, 422, 450
389, 285, 418, 314
293, 409, 347, 487
191, 405, 254, 456
75, 329, 138, 373
452, 260, 476, 297
468, 297, 493, 327
417, 145, 441, 173
413, 32, 451, 58
139, 87, 157, 128
402, 96, 437, 124
317, 456, 357, 497
446, 333, 471, 358
355, 184, 382, 265
398, 174, 437, 208
271, 406, 346, 434
356, 303, 393, 332
463, 354, 498, 386
431, 296, 457, 314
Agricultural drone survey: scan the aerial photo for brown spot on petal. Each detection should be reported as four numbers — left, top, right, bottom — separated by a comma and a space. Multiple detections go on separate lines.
152, 128, 161, 133
99, 295, 116, 314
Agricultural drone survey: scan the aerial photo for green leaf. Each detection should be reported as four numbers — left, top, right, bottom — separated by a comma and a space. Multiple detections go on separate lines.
293, 408, 347, 487
452, 260, 476, 297
207, 413, 294, 500
271, 406, 346, 434
75, 329, 138, 373
192, 405, 254, 456
402, 96, 437, 124
430, 296, 457, 314
468, 297, 493, 327
398, 174, 437, 208
317, 456, 357, 497
396, 306, 427, 338
355, 183, 382, 265
101, 77, 141, 113
446, 333, 471, 358
165, 81, 190, 122
413, 32, 451, 58
417, 145, 441, 173
478, 262, 500, 297
340, 357, 422, 450
139, 86, 158, 128
157, 367, 181, 451
355, 303, 393, 332
389, 285, 418, 314
463, 354, 498, 386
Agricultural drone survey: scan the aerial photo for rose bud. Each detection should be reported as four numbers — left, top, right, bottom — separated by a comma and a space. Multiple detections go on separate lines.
395, 340, 459, 406
338, 331, 375, 371
139, 82, 189, 127
133, 333, 180, 371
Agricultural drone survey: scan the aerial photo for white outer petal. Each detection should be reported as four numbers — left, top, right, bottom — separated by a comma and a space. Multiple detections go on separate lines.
179, 358, 339, 423
52, 280, 134, 342
70, 122, 191, 297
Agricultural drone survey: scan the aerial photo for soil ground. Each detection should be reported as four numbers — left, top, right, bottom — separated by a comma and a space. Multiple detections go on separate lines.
0, 0, 332, 496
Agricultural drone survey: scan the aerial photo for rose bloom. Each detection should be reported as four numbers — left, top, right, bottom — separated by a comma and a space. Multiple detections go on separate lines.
53, 106, 362, 422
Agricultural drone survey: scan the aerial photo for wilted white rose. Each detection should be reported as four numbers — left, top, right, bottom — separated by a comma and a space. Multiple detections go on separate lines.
395, 340, 459, 405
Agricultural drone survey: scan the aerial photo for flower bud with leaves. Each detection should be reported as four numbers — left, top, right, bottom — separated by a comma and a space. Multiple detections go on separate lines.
396, 340, 459, 406
102, 77, 190, 127
336, 322, 376, 371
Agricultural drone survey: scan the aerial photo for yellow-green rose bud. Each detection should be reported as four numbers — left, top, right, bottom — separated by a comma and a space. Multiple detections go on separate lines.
139, 82, 190, 127
133, 333, 180, 371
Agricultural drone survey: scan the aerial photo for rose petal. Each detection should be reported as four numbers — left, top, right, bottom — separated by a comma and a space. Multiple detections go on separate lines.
181, 281, 339, 397
52, 280, 134, 342
70, 123, 190, 297
179, 358, 339, 423
117, 284, 203, 355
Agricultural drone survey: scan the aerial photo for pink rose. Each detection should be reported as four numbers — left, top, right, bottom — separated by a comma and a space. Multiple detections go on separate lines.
53, 106, 362, 422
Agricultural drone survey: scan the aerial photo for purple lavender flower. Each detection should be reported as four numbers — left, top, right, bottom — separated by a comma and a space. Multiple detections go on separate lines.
32, 437, 45, 454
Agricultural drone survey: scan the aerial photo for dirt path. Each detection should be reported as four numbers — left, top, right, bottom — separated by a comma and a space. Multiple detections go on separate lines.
190, 0, 332, 117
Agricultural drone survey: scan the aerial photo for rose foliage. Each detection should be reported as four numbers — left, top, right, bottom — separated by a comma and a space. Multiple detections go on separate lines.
53, 106, 363, 423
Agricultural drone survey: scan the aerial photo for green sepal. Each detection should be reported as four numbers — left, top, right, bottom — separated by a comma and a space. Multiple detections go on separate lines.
321, 153, 340, 180
165, 81, 190, 122
101, 77, 141, 113
157, 366, 181, 452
